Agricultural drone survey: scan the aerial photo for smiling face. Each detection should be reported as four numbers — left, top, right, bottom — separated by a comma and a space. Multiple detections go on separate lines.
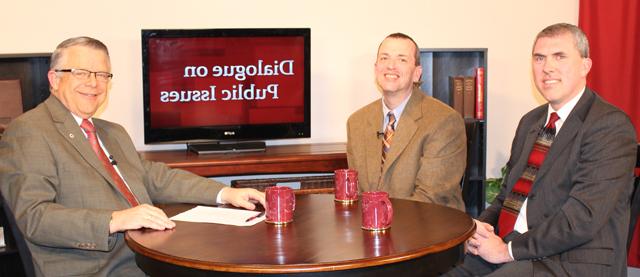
532, 32, 592, 110
48, 45, 111, 119
374, 37, 422, 98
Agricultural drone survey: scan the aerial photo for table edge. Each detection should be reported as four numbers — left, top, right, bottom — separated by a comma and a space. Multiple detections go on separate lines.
125, 216, 475, 274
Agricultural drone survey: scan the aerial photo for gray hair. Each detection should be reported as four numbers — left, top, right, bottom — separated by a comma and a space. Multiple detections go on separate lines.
534, 23, 590, 58
50, 36, 110, 69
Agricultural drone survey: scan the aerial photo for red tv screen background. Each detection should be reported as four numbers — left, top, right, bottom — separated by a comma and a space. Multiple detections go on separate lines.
147, 36, 306, 128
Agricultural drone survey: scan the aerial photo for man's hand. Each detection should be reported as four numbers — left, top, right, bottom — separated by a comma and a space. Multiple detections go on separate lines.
220, 187, 266, 210
465, 219, 493, 254
466, 219, 513, 264
474, 219, 494, 233
109, 204, 175, 234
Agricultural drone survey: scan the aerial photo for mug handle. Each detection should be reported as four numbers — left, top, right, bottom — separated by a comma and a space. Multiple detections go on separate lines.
382, 198, 393, 227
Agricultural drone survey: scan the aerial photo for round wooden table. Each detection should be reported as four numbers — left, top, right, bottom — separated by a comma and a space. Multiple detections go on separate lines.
126, 194, 475, 276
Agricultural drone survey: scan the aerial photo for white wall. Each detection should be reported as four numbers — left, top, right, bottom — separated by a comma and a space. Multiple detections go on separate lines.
0, 0, 579, 178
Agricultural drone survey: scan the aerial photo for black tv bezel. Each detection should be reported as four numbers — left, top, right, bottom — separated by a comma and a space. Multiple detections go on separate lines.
141, 28, 311, 145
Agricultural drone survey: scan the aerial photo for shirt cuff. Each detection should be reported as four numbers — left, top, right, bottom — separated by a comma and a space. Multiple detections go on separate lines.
216, 188, 226, 204
507, 241, 515, 260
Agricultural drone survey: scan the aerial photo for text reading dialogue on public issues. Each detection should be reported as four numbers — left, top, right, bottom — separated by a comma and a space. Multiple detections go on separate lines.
159, 59, 293, 103
145, 33, 307, 130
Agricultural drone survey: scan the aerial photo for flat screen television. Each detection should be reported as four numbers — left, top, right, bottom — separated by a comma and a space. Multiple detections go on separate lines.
141, 28, 311, 154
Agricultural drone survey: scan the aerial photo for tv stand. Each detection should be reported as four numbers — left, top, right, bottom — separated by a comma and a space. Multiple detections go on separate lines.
187, 141, 266, 154
140, 143, 347, 177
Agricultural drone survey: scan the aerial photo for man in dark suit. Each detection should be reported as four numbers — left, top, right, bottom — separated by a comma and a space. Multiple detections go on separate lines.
347, 33, 466, 211
0, 37, 265, 276
446, 23, 637, 276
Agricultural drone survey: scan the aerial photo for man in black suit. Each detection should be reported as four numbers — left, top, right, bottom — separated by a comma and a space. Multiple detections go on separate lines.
446, 23, 637, 276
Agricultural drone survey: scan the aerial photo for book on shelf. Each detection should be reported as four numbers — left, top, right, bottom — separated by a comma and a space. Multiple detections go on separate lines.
449, 76, 464, 116
448, 68, 485, 120
475, 67, 485, 120
463, 76, 475, 119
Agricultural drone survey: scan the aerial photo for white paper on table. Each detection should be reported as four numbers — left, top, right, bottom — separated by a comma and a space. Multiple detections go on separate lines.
170, 206, 265, 226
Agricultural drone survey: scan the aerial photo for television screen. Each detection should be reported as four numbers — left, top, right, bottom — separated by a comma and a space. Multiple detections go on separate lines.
142, 28, 310, 150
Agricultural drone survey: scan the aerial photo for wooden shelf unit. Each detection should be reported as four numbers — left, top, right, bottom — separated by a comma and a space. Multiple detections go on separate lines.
420, 48, 488, 217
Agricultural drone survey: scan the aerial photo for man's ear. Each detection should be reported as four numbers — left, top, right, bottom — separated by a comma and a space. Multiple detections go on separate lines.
47, 70, 59, 92
582, 57, 593, 77
413, 65, 423, 82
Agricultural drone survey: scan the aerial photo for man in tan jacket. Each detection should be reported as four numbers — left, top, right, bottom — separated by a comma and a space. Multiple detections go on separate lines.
0, 36, 265, 276
347, 33, 466, 211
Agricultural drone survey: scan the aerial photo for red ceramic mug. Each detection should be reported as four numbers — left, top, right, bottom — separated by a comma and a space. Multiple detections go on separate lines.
334, 169, 358, 203
361, 191, 393, 231
265, 186, 296, 224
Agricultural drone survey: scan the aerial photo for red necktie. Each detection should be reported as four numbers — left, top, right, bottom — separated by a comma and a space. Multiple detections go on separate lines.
497, 112, 559, 238
80, 119, 139, 207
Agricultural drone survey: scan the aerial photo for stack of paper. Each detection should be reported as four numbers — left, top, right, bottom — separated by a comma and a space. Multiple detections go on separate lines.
170, 206, 265, 226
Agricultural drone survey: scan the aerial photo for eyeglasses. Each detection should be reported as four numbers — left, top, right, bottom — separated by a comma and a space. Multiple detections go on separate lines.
54, 68, 113, 82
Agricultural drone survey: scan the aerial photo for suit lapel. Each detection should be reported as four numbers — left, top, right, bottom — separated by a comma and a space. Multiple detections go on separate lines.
95, 121, 149, 204
45, 96, 145, 205
382, 92, 421, 174
534, 89, 594, 183
364, 104, 383, 190
509, 113, 546, 190
45, 97, 113, 183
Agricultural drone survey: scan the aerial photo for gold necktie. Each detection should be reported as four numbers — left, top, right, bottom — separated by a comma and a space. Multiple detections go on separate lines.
381, 112, 396, 170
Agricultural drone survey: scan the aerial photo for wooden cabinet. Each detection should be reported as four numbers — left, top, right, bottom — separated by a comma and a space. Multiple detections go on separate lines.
139, 142, 348, 177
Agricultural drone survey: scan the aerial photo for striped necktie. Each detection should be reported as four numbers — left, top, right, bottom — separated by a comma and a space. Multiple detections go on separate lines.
381, 112, 396, 171
497, 112, 559, 238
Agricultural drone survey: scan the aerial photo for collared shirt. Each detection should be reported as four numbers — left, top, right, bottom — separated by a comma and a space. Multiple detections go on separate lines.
508, 87, 585, 258
382, 92, 412, 131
